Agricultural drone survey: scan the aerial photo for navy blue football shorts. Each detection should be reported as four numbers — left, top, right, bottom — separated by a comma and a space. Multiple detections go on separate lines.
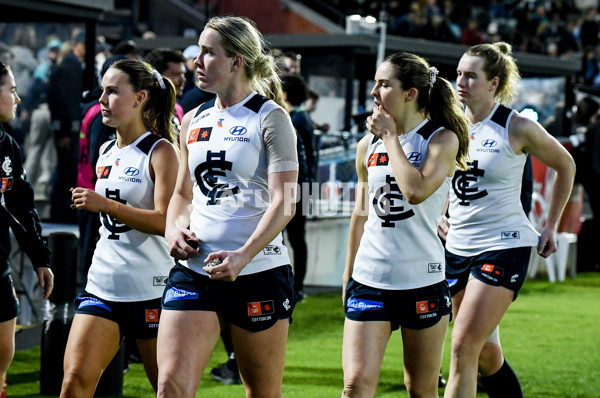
344, 278, 452, 331
162, 263, 298, 332
74, 291, 162, 339
445, 246, 531, 300
0, 274, 19, 322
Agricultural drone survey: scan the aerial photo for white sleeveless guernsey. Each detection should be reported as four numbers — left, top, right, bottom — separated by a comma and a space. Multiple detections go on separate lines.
446, 104, 539, 256
86, 132, 174, 301
183, 92, 291, 276
352, 120, 450, 290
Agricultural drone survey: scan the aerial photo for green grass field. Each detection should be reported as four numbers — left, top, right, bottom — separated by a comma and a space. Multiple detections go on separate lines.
7, 273, 600, 397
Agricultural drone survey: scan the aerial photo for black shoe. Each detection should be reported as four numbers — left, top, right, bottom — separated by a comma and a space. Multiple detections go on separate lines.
210, 360, 242, 385
438, 372, 447, 388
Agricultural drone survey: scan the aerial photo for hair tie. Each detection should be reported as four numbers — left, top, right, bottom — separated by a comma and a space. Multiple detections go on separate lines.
152, 69, 166, 90
429, 66, 439, 88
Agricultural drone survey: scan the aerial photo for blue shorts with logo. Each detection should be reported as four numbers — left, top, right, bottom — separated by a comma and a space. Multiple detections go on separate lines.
0, 274, 19, 322
344, 278, 452, 331
162, 263, 297, 332
445, 247, 531, 300
74, 291, 162, 339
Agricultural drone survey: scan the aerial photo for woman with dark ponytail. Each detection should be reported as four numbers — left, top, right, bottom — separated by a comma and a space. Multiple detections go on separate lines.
341, 52, 469, 397
62, 59, 180, 396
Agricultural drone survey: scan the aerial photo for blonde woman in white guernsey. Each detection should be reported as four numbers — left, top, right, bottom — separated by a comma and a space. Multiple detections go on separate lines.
63, 59, 179, 397
440, 42, 575, 398
342, 53, 470, 398
156, 16, 298, 398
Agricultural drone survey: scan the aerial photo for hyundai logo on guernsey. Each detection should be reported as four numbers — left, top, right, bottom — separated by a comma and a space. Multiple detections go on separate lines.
225, 125, 250, 142
406, 151, 422, 167
346, 298, 383, 312
164, 287, 199, 303
477, 139, 500, 153
124, 167, 139, 176
119, 166, 142, 183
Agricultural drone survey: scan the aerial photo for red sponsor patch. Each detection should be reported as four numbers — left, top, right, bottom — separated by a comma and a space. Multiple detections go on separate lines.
247, 300, 275, 316
146, 309, 159, 322
97, 165, 112, 179
367, 152, 389, 167
482, 264, 495, 273
0, 177, 13, 192
416, 300, 438, 314
188, 127, 212, 144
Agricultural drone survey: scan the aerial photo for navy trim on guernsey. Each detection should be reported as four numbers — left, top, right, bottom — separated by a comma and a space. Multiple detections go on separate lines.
243, 94, 269, 113
102, 140, 116, 155
136, 133, 161, 155
490, 104, 511, 128
194, 98, 216, 117
369, 119, 440, 145
417, 120, 441, 140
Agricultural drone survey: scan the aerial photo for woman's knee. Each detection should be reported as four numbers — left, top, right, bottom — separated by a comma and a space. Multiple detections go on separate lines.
478, 342, 504, 376
342, 369, 377, 397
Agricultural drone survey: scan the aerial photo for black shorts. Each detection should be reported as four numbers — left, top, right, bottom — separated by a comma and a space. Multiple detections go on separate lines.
162, 263, 298, 332
445, 247, 531, 300
0, 274, 19, 323
74, 291, 162, 339
344, 278, 452, 331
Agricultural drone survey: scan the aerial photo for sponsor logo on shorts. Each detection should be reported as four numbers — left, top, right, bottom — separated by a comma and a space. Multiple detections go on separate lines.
0, 177, 13, 192
263, 245, 281, 255
283, 298, 291, 311
428, 263, 442, 273
346, 298, 383, 312
501, 231, 520, 239
511, 274, 519, 283
247, 300, 274, 316
153, 276, 168, 286
164, 287, 199, 303
416, 300, 439, 319
78, 297, 112, 311
447, 278, 458, 287
416, 300, 438, 314
480, 263, 504, 282
146, 309, 159, 322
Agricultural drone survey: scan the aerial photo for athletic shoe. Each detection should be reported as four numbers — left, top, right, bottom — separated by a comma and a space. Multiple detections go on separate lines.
210, 360, 242, 385
438, 372, 447, 388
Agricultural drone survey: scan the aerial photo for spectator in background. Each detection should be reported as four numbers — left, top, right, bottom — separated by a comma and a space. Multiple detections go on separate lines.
306, 89, 330, 133
144, 48, 187, 126
461, 18, 486, 46
22, 39, 61, 200
182, 44, 200, 94
580, 7, 599, 49
282, 51, 301, 74
570, 96, 600, 270
46, 31, 87, 224
580, 46, 600, 86
281, 73, 312, 300
112, 39, 142, 59
179, 45, 215, 114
